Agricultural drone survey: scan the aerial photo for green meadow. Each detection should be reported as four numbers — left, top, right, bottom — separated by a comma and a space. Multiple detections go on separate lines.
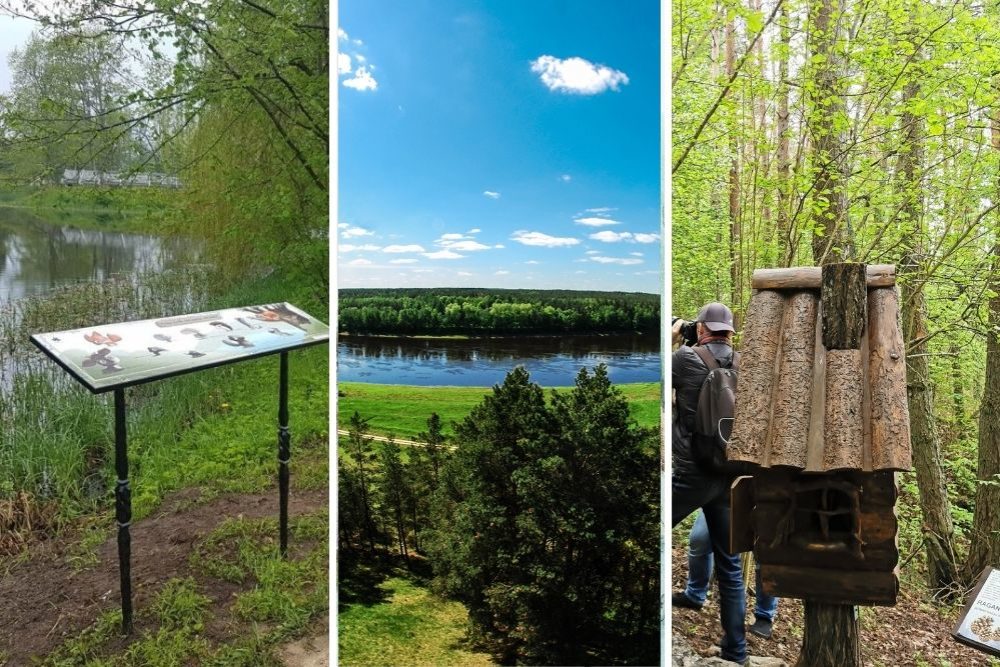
336, 380, 661, 440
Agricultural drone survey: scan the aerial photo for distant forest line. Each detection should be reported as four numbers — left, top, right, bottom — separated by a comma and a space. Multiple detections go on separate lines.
338, 288, 660, 336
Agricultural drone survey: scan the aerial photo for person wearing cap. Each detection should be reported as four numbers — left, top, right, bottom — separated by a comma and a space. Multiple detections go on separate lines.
671, 302, 747, 665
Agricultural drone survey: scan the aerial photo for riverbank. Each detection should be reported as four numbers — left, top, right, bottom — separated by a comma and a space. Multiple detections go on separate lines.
337, 381, 660, 440
0, 185, 179, 234
0, 270, 330, 663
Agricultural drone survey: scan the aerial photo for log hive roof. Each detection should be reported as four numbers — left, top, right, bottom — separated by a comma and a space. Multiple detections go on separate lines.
727, 264, 912, 472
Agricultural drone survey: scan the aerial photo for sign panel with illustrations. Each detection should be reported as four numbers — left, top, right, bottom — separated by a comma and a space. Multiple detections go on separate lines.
31, 303, 329, 393
953, 566, 1000, 657
30, 301, 328, 635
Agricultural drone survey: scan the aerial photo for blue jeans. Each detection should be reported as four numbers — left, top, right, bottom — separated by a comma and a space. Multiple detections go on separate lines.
685, 510, 778, 622
672, 471, 746, 664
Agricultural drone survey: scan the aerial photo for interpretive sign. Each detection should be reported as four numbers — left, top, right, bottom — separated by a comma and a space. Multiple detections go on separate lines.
953, 566, 1000, 657
31, 303, 329, 635
31, 303, 329, 393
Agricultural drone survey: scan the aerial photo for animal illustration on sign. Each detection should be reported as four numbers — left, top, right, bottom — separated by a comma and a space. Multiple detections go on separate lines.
243, 304, 311, 330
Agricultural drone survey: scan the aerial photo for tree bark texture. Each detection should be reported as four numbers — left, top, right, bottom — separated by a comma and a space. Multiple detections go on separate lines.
796, 602, 862, 667
967, 281, 1000, 578
821, 262, 867, 349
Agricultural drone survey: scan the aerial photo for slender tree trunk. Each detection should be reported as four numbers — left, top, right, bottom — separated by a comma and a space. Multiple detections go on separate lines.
777, 2, 793, 266
727, 17, 743, 326
897, 21, 960, 601
801, 0, 860, 661
965, 91, 1000, 580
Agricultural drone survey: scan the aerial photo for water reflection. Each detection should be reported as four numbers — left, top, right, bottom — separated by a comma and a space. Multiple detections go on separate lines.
0, 206, 198, 301
338, 334, 661, 386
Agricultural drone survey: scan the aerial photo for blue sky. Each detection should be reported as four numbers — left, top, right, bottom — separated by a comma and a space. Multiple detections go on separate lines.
338, 0, 661, 293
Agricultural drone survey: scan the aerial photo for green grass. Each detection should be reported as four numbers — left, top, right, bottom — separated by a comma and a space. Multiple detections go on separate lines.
339, 566, 494, 667
337, 381, 660, 440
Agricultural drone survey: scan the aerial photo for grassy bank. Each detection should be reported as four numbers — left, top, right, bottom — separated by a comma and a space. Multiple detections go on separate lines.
337, 381, 660, 440
0, 185, 179, 234
0, 269, 330, 661
339, 558, 494, 667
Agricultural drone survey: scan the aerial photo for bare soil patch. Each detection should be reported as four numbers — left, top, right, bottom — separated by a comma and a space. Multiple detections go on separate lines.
0, 486, 327, 664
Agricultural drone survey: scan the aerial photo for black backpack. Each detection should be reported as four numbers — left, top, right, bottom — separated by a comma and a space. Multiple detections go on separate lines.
691, 346, 740, 471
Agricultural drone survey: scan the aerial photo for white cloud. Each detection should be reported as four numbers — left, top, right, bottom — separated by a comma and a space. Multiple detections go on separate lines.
631, 252, 644, 257
560, 174, 572, 182
343, 66, 378, 91
589, 231, 660, 243
383, 244, 426, 253
439, 233, 468, 241
494, 244, 505, 249
575, 270, 587, 274
467, 228, 482, 234
586, 250, 600, 255
575, 216, 621, 227
339, 243, 381, 253
531, 55, 629, 95
495, 270, 511, 275
483, 190, 501, 199
444, 240, 491, 251
590, 230, 629, 242
525, 260, 540, 265
338, 53, 352, 75
457, 271, 473, 276
341, 225, 373, 238
390, 258, 418, 264
353, 38, 364, 46
347, 258, 372, 266
338, 222, 349, 228
586, 207, 616, 214
338, 28, 348, 40
590, 256, 643, 265
424, 249, 465, 259
511, 230, 580, 247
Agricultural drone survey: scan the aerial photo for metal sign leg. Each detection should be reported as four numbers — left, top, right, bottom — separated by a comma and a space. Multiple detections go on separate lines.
278, 351, 290, 557
114, 388, 133, 635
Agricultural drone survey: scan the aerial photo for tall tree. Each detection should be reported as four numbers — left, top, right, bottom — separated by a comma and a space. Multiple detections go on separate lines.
799, 0, 861, 663
965, 81, 1000, 580
897, 10, 960, 599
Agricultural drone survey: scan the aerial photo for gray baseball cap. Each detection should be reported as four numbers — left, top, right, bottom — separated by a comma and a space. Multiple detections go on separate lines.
697, 302, 735, 332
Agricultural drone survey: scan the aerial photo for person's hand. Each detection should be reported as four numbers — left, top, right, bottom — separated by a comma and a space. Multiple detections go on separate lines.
672, 318, 685, 346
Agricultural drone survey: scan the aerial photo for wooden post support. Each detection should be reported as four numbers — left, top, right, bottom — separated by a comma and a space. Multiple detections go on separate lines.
799, 261, 866, 667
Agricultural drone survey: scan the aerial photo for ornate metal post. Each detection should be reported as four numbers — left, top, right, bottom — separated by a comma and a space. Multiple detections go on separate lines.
114, 388, 133, 635
278, 351, 290, 557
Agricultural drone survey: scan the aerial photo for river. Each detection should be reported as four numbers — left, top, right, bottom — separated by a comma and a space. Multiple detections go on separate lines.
337, 333, 661, 386
0, 206, 197, 302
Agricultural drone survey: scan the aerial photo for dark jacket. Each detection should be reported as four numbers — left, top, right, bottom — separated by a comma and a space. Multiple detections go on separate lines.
672, 341, 735, 476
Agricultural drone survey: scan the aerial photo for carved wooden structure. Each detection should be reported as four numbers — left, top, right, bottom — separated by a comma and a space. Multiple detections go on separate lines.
728, 263, 911, 606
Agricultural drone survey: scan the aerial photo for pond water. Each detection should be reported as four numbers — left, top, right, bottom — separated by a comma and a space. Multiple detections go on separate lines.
337, 334, 661, 386
0, 206, 198, 302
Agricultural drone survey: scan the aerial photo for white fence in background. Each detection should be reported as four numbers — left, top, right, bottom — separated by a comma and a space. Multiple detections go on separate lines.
60, 169, 182, 188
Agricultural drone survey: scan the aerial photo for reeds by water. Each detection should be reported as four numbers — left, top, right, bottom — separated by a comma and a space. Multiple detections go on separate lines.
0, 266, 218, 547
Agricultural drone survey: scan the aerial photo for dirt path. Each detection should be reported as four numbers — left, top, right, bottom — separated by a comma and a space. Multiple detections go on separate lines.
278, 624, 329, 667
335, 430, 456, 450
0, 486, 327, 664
